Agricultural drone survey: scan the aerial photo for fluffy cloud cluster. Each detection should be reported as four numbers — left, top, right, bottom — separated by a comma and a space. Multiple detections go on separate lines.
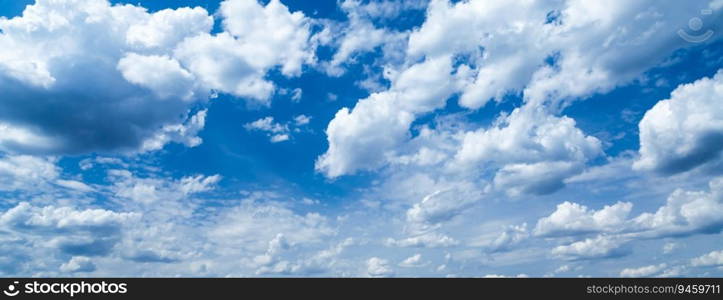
405, 185, 482, 233
244, 115, 312, 143
636, 70, 723, 175
0, 155, 58, 191
0, 202, 138, 266
323, 0, 412, 76
539, 177, 723, 237
0, 163, 352, 276
109, 169, 221, 206
366, 257, 395, 277
551, 235, 630, 260
691, 250, 723, 267
316, 0, 723, 196
534, 201, 632, 237
316, 55, 458, 177
619, 263, 667, 277
536, 177, 723, 259
453, 107, 602, 195
409, 0, 723, 108
0, 0, 316, 155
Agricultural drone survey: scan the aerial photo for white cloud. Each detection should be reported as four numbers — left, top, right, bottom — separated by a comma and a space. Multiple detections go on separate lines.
117, 53, 198, 101
0, 202, 136, 230
316, 0, 723, 192
619, 263, 667, 277
399, 253, 425, 267
59, 256, 96, 273
316, 55, 458, 177
534, 201, 633, 237
209, 199, 335, 255
635, 70, 723, 174
341, 0, 428, 20
220, 0, 314, 77
632, 177, 723, 237
691, 250, 723, 267
530, 177, 723, 265
0, 0, 318, 155
289, 88, 303, 102
55, 179, 94, 193
663, 242, 680, 254
405, 186, 482, 233
366, 257, 394, 277
294, 115, 311, 126
126, 6, 213, 50
110, 170, 220, 205
453, 107, 602, 195
244, 116, 309, 143
481, 223, 529, 253
174, 32, 275, 101
411, 0, 723, 109
386, 232, 459, 248
245, 117, 288, 134
141, 109, 208, 152
174, 0, 316, 102
0, 202, 138, 263
0, 0, 213, 154
0, 155, 58, 191
552, 235, 629, 260
324, 0, 408, 76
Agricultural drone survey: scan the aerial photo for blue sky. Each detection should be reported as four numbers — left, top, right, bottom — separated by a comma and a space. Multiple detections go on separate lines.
0, 0, 723, 277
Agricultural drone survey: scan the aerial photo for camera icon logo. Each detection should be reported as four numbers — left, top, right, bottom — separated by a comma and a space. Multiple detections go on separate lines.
3, 281, 20, 297
678, 9, 714, 43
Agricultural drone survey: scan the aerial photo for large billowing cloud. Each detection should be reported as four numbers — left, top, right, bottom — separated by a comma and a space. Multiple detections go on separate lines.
0, 202, 139, 264
635, 70, 723, 175
452, 107, 602, 195
316, 0, 723, 195
535, 176, 723, 244
0, 0, 316, 155
316, 55, 459, 177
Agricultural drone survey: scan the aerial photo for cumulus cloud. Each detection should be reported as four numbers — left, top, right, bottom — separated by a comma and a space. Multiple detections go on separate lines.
366, 257, 394, 277
635, 70, 723, 174
481, 223, 530, 253
619, 263, 667, 277
386, 232, 459, 248
405, 185, 482, 233
244, 115, 311, 143
552, 235, 630, 260
0, 0, 316, 155
323, 0, 409, 76
316, 0, 723, 189
453, 107, 602, 195
535, 177, 723, 247
0, 155, 58, 191
691, 250, 723, 267
398, 253, 425, 267
209, 199, 335, 254
632, 178, 723, 237
410, 0, 723, 109
60, 256, 97, 273
0, 202, 138, 258
109, 169, 220, 205
316, 55, 458, 177
341, 0, 428, 20
0, 0, 212, 154
534, 201, 633, 237
620, 264, 667, 277
175, 0, 315, 101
